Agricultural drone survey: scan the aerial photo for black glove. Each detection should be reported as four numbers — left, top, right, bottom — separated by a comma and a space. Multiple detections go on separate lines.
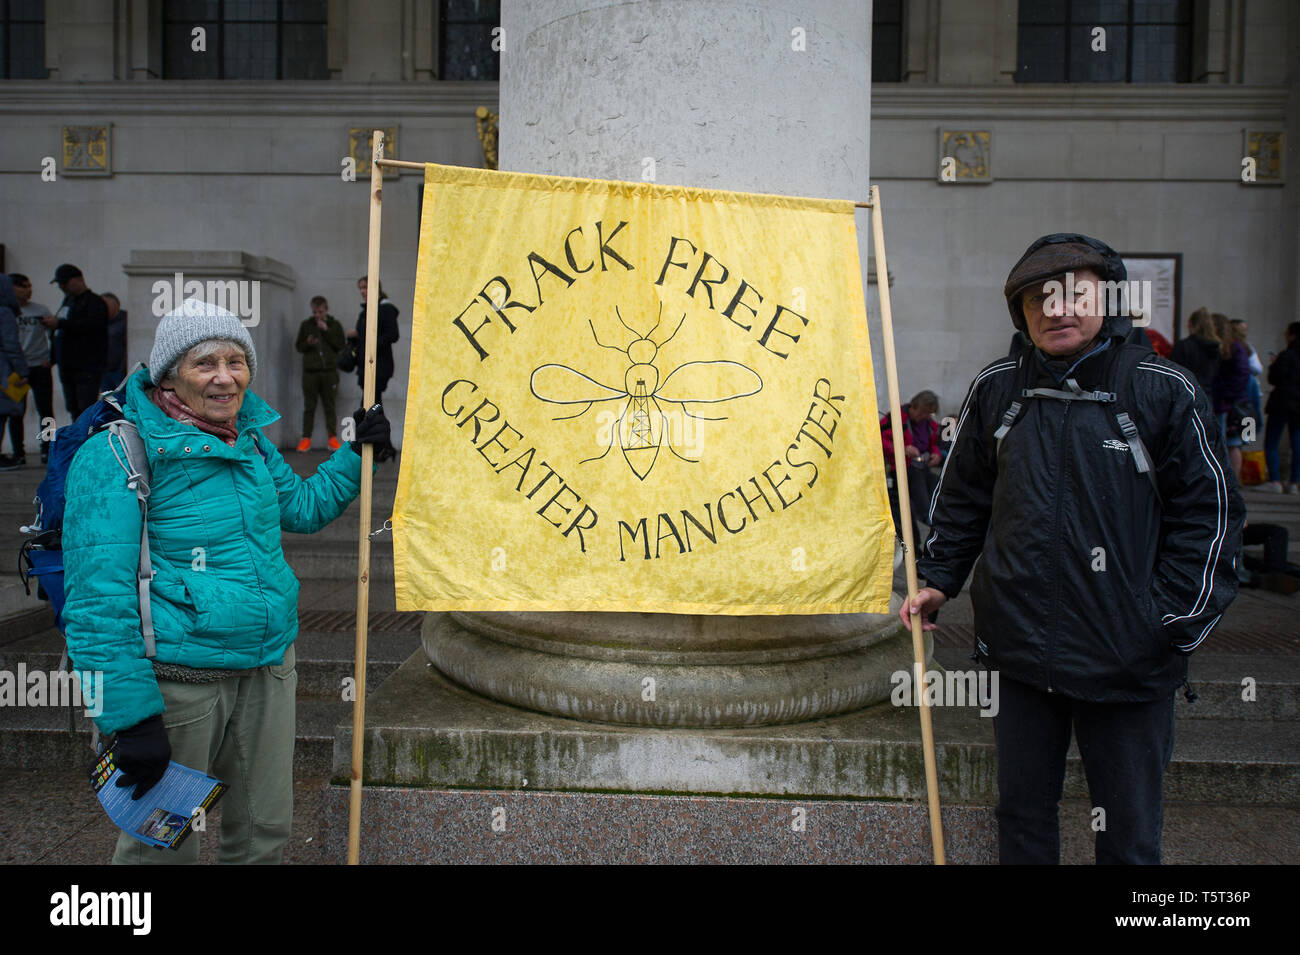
113, 714, 171, 800
351, 404, 395, 462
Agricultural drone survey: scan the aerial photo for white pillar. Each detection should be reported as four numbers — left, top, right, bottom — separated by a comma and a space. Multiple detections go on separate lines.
500, 0, 871, 199
422, 1, 911, 729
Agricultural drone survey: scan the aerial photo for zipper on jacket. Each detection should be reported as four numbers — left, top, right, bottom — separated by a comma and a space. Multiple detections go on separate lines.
1046, 401, 1073, 693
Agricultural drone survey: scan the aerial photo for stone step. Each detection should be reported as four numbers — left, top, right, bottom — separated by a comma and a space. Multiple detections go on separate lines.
5, 602, 1296, 720
0, 492, 398, 532
930, 647, 1300, 720
339, 652, 1300, 806
297, 579, 399, 613
318, 786, 1300, 864
283, 544, 394, 581
321, 785, 998, 864
0, 624, 420, 702
0, 697, 349, 777
1, 571, 401, 623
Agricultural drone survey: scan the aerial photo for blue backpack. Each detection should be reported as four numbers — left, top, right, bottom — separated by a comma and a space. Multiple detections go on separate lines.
18, 376, 159, 663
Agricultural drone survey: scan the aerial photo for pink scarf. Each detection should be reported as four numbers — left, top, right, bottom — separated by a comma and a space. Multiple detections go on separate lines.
149, 386, 240, 447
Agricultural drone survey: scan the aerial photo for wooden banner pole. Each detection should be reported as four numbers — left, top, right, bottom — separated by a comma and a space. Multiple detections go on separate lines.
868, 184, 946, 865
347, 129, 385, 865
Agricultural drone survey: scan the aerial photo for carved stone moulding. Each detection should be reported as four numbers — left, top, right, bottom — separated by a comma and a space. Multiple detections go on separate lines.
422, 603, 927, 729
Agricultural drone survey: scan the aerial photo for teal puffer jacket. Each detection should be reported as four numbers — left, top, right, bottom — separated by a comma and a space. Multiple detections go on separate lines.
62, 367, 362, 735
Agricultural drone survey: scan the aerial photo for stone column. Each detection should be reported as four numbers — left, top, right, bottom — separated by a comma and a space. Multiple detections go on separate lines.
423, 0, 922, 728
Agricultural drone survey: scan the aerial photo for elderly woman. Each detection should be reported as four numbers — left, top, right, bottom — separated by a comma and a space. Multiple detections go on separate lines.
62, 300, 390, 864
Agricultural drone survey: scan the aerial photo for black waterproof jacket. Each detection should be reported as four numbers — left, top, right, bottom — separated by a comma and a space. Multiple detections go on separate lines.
354, 298, 400, 386
1266, 339, 1300, 417
917, 338, 1245, 702
55, 288, 109, 372
1169, 334, 1220, 397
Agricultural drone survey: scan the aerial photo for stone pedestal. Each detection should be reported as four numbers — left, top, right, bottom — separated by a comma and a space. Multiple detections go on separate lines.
327, 642, 996, 863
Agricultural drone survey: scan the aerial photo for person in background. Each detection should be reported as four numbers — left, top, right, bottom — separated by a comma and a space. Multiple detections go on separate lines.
898, 390, 944, 528
0, 275, 30, 470
1143, 327, 1173, 357
1170, 307, 1221, 398
1213, 312, 1251, 483
101, 293, 129, 392
347, 276, 400, 407
295, 295, 346, 452
8, 273, 55, 465
1262, 321, 1300, 494
1231, 318, 1264, 443
42, 264, 108, 420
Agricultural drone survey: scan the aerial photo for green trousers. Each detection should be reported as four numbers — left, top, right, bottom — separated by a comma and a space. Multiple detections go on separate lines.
112, 645, 297, 865
302, 369, 339, 438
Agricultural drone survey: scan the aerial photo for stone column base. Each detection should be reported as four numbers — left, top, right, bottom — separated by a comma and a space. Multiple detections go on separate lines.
424, 600, 929, 728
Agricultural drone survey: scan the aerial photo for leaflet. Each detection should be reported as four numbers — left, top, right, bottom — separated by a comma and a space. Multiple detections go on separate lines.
91, 746, 227, 851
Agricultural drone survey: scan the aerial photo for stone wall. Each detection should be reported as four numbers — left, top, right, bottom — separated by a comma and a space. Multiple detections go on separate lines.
1, 0, 1294, 439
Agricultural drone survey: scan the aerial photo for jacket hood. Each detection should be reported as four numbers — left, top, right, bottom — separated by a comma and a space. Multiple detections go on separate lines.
0, 273, 17, 313
1004, 233, 1131, 340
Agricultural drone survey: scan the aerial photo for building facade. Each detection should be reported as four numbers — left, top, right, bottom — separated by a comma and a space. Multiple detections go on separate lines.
1, 0, 1296, 442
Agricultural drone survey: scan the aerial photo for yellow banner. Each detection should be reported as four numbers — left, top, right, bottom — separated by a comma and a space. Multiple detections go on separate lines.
393, 163, 894, 614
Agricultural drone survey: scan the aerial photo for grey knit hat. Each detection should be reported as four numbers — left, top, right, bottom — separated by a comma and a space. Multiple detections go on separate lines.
149, 298, 258, 384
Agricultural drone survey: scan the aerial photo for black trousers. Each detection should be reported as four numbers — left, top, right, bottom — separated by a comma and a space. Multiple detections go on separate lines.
994, 675, 1175, 865
885, 472, 920, 547
60, 366, 104, 421
907, 461, 940, 525
356, 374, 390, 406
5, 364, 54, 456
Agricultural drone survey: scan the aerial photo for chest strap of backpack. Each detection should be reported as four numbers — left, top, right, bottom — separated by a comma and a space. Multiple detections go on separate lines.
1114, 411, 1162, 506
105, 418, 156, 659
992, 400, 1025, 446
993, 369, 1163, 506
994, 378, 1112, 446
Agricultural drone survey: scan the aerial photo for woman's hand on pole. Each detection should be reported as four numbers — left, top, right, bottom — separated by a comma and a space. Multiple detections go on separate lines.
351, 404, 395, 462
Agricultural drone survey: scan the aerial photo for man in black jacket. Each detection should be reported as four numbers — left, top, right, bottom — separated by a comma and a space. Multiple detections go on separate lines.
905, 234, 1244, 864
100, 292, 128, 392
295, 295, 347, 452
1263, 321, 1300, 492
43, 263, 108, 419
347, 275, 400, 404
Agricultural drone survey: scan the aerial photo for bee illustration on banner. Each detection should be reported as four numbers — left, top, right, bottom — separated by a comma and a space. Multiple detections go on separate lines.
530, 305, 763, 480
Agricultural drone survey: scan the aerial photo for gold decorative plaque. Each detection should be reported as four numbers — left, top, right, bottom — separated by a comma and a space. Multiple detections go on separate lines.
61, 125, 111, 176
939, 129, 992, 183
1244, 130, 1284, 184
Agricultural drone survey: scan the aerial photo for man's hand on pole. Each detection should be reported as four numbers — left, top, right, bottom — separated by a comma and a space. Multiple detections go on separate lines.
901, 587, 947, 631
